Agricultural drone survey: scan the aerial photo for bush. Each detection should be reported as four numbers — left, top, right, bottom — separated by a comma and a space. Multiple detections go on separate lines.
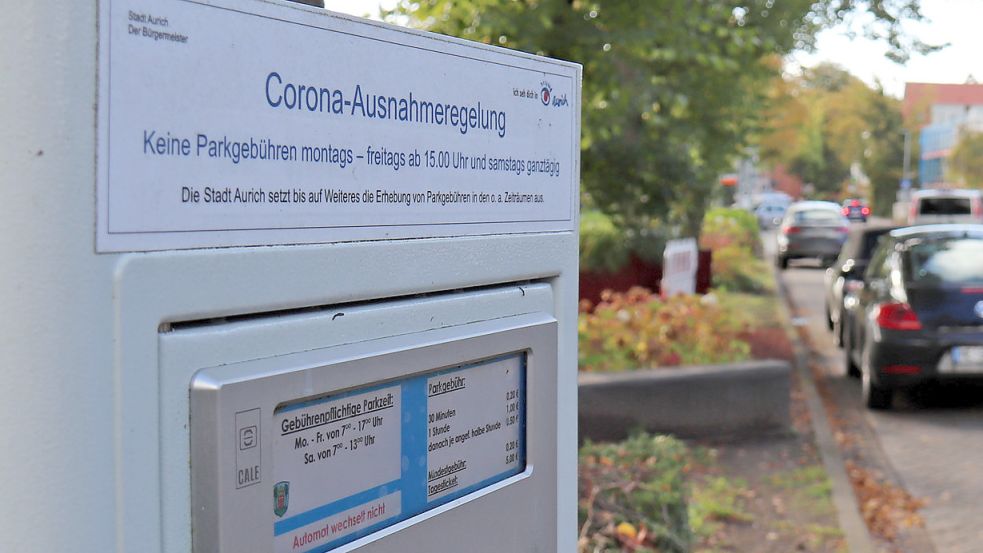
709, 244, 774, 294
579, 433, 692, 553
580, 210, 630, 273
578, 287, 750, 371
699, 207, 773, 293
699, 207, 760, 253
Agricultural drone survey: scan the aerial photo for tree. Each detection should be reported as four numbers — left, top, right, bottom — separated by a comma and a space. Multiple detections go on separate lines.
862, 89, 906, 216
386, 1, 936, 238
949, 132, 983, 189
760, 64, 907, 212
760, 64, 859, 199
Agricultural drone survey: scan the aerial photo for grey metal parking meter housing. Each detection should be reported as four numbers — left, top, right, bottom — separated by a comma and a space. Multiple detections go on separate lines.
0, 1, 580, 552
188, 311, 557, 552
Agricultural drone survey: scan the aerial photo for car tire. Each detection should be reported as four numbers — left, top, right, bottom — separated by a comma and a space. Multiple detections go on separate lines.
824, 302, 833, 331
842, 322, 860, 378
777, 255, 788, 270
862, 374, 892, 410
861, 343, 892, 409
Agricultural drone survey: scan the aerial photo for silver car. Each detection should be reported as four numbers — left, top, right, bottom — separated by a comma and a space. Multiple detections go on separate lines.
755, 203, 787, 228
776, 201, 851, 269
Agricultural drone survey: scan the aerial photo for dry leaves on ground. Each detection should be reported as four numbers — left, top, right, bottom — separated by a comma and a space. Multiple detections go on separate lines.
846, 460, 926, 544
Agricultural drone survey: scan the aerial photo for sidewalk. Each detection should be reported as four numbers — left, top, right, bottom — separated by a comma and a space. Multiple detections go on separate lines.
682, 366, 857, 552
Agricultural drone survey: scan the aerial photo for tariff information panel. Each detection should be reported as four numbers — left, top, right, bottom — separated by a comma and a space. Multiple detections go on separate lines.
425, 360, 524, 501
271, 354, 525, 553
96, 0, 578, 252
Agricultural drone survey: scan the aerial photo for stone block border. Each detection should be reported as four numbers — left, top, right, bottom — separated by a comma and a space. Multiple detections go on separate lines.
578, 360, 791, 441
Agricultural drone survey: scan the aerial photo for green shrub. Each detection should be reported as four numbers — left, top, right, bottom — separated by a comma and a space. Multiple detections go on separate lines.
700, 207, 760, 253
698, 207, 773, 293
580, 210, 630, 273
710, 244, 774, 294
579, 433, 692, 553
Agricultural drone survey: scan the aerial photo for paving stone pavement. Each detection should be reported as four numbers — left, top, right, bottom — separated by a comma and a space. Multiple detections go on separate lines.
866, 401, 983, 553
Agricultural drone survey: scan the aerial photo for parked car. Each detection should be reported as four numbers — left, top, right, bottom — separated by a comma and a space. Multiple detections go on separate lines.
841, 198, 870, 222
775, 201, 851, 269
842, 224, 983, 409
908, 188, 983, 225
755, 202, 787, 228
823, 225, 897, 349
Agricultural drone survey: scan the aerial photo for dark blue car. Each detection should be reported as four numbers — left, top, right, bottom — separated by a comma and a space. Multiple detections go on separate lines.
843, 225, 983, 409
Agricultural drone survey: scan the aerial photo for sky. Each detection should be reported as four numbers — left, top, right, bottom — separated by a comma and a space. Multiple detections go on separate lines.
791, 0, 983, 98
325, 0, 982, 99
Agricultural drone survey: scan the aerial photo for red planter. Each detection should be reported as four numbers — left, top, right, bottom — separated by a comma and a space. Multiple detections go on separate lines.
579, 250, 713, 306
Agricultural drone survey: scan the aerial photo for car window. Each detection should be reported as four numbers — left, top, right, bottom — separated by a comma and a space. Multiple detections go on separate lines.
865, 240, 891, 280
917, 197, 971, 216
793, 209, 842, 224
904, 236, 983, 285
859, 230, 893, 259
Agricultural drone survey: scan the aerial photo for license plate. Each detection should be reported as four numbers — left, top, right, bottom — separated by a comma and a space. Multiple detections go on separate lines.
952, 346, 983, 371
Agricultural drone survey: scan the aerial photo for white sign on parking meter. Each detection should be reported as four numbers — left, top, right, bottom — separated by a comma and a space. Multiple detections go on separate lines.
97, 0, 578, 252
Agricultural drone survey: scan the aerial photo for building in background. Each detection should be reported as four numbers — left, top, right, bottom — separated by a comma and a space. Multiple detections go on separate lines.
903, 81, 983, 187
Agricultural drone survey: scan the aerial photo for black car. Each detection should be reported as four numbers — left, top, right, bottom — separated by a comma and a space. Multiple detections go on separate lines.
843, 225, 983, 409
824, 225, 897, 348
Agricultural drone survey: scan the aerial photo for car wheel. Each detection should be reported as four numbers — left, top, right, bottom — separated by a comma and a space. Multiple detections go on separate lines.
777, 255, 788, 270
862, 372, 892, 410
861, 342, 892, 409
842, 321, 860, 378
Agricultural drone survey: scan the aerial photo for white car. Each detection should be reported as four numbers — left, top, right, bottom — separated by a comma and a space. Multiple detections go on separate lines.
908, 189, 983, 225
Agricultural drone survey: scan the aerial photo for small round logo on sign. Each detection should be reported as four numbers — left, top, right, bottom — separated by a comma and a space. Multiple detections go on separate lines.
975, 300, 983, 320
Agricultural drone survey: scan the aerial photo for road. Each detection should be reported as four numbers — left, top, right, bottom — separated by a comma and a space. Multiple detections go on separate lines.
766, 228, 983, 553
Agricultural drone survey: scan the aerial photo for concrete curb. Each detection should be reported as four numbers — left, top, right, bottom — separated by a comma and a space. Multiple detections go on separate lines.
774, 272, 876, 553
578, 360, 791, 441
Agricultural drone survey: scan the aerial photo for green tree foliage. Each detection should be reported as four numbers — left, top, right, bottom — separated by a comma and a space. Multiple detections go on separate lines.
386, 1, 933, 236
579, 210, 629, 273
761, 64, 859, 198
949, 132, 983, 189
863, 90, 907, 216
